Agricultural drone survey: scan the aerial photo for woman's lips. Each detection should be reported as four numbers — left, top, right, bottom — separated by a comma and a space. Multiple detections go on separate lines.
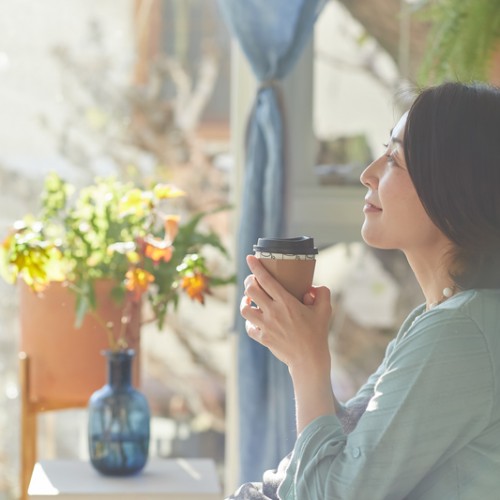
363, 201, 382, 213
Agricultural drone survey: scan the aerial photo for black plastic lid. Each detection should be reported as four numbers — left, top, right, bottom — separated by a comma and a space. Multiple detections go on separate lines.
253, 236, 318, 255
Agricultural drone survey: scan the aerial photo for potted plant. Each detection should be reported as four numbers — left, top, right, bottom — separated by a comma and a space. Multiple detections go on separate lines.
0, 172, 234, 405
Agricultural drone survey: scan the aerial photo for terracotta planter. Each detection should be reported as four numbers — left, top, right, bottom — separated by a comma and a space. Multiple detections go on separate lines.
19, 280, 141, 406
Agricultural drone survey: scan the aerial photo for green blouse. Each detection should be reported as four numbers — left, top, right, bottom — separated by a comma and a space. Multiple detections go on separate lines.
279, 289, 500, 500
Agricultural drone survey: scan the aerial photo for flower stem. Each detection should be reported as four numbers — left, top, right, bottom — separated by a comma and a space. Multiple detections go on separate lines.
88, 310, 118, 351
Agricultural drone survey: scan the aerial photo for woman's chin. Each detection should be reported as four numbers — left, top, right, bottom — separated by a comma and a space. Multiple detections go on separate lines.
361, 226, 391, 250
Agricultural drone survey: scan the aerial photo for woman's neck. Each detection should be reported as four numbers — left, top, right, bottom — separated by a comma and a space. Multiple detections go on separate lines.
404, 245, 456, 311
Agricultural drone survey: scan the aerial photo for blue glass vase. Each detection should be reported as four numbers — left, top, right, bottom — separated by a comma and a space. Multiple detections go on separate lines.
88, 349, 150, 475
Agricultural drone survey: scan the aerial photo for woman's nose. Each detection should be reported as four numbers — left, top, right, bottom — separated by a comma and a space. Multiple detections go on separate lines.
360, 157, 380, 188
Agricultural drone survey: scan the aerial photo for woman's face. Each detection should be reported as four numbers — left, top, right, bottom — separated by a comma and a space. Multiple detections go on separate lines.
359, 113, 446, 253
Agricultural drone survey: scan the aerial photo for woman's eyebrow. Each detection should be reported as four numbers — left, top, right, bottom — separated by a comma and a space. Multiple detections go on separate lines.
388, 128, 403, 146
391, 137, 404, 146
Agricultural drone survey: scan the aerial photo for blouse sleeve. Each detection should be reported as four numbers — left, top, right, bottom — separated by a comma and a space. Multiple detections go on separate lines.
336, 338, 396, 434
278, 309, 494, 500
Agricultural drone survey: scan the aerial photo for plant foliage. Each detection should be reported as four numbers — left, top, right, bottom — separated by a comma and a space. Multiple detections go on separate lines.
0, 173, 234, 349
420, 0, 500, 83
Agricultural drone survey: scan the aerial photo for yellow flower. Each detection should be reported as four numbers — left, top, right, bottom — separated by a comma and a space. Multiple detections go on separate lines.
118, 189, 152, 217
16, 246, 63, 292
181, 272, 210, 304
125, 267, 154, 302
153, 184, 186, 199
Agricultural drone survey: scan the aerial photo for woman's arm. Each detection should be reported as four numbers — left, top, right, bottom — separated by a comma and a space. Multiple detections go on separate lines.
242, 261, 494, 499
241, 255, 400, 434
278, 310, 493, 499
241, 255, 339, 432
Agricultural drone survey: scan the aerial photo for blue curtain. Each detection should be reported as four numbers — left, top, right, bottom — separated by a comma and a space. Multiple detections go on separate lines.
217, 0, 326, 483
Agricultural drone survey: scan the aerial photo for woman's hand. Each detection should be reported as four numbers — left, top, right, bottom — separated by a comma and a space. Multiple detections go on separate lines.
241, 255, 338, 431
240, 255, 333, 374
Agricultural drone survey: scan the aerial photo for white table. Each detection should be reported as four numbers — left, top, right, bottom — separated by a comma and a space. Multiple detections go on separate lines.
28, 458, 222, 499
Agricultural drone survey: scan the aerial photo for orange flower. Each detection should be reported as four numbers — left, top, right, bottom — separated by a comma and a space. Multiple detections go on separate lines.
180, 272, 210, 304
125, 267, 154, 302
164, 215, 180, 243
143, 236, 174, 263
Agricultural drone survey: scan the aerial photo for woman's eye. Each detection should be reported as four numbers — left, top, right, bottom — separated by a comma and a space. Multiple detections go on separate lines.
386, 152, 399, 166
382, 142, 400, 166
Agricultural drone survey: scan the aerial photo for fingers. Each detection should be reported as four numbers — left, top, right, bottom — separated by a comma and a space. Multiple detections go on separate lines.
244, 257, 332, 313
243, 272, 272, 307
240, 297, 265, 343
301, 285, 332, 313
313, 286, 332, 310
302, 290, 315, 306
246, 255, 290, 301
239, 294, 263, 326
245, 320, 262, 342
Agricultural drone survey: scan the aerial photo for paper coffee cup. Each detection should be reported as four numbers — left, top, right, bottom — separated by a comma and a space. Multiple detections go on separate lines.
253, 236, 318, 301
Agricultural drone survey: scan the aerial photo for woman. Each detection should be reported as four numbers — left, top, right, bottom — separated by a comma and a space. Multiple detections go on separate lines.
234, 82, 500, 499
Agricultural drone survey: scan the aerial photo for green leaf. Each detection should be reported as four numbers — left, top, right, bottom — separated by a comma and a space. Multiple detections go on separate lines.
74, 293, 90, 328
420, 0, 500, 83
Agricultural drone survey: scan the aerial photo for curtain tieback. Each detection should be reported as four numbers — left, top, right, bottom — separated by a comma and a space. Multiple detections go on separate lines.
258, 79, 280, 91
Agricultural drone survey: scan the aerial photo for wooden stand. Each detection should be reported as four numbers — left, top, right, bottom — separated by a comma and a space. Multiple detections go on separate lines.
19, 352, 87, 500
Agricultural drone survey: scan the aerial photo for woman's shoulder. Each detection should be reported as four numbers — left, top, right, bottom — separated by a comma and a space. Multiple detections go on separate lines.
441, 288, 500, 307
431, 288, 500, 330
396, 288, 500, 348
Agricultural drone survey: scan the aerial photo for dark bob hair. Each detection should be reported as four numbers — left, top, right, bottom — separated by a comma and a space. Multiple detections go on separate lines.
404, 81, 500, 289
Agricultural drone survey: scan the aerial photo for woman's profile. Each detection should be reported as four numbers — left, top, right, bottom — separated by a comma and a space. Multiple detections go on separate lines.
229, 81, 500, 499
